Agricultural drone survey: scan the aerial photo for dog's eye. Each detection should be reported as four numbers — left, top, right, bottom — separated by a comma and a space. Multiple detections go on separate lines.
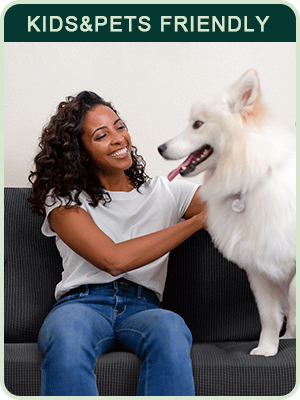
193, 120, 203, 129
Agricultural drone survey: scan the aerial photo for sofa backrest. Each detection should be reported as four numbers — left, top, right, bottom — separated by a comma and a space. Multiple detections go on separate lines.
161, 229, 261, 342
4, 187, 261, 344
4, 188, 63, 343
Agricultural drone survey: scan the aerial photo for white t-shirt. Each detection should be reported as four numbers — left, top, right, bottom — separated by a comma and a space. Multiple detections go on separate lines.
42, 176, 199, 301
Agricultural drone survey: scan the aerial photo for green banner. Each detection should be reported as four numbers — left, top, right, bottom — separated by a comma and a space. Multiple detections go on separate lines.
4, 3, 296, 42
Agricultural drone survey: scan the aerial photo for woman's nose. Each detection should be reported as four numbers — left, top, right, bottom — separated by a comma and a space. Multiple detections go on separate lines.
110, 130, 125, 144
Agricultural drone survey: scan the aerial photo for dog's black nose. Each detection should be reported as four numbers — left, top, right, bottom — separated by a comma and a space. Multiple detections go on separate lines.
158, 144, 167, 155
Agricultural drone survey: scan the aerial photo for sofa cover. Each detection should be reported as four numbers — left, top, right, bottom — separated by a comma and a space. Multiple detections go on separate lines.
4, 187, 296, 396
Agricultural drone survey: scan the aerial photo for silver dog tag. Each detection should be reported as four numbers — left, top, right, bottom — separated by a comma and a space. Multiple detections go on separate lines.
231, 199, 245, 212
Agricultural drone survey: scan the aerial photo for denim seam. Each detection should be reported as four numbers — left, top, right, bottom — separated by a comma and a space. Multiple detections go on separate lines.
116, 328, 149, 395
114, 302, 128, 318
94, 337, 116, 353
113, 296, 129, 319
38, 318, 50, 354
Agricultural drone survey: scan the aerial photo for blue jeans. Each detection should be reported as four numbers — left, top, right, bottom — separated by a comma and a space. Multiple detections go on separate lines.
38, 278, 195, 396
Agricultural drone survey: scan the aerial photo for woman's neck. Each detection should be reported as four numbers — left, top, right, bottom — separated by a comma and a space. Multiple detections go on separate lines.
99, 172, 134, 192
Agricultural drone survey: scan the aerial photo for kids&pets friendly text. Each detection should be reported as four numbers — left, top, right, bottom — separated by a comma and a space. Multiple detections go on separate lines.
27, 15, 269, 34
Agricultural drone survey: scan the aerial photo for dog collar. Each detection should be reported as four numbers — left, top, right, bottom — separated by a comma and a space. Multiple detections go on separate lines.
231, 196, 245, 212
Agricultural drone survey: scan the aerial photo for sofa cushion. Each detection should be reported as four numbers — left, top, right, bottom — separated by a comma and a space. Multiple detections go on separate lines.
4, 340, 296, 396
191, 340, 296, 396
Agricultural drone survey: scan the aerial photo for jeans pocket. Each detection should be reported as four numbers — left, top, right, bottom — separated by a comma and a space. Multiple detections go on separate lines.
54, 290, 88, 308
143, 294, 160, 308
67, 293, 82, 301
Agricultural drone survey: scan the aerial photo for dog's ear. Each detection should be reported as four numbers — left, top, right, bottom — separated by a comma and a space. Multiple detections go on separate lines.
227, 69, 261, 114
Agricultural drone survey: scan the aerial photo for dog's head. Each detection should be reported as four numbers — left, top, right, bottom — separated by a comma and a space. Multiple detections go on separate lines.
158, 69, 266, 181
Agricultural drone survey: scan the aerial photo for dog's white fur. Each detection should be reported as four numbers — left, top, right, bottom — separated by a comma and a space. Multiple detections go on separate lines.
159, 70, 296, 356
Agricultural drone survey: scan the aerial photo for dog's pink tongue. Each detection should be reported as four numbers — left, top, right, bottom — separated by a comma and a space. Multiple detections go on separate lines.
167, 166, 183, 181
167, 153, 195, 181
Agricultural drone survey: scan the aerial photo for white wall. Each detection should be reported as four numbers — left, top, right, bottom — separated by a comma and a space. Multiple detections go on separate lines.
4, 41, 296, 187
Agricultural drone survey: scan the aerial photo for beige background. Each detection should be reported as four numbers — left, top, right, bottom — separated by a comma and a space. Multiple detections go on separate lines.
4, 41, 296, 187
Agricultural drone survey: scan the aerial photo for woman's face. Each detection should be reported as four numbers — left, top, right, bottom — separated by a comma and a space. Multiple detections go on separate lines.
81, 105, 133, 177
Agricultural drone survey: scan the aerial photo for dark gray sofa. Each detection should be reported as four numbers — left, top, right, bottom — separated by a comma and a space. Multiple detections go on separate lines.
4, 187, 296, 396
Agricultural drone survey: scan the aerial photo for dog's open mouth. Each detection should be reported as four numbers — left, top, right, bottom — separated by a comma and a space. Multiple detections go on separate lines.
167, 145, 213, 181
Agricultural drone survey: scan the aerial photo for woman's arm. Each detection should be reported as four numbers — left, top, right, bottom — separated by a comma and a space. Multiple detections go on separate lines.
183, 186, 207, 219
48, 204, 206, 277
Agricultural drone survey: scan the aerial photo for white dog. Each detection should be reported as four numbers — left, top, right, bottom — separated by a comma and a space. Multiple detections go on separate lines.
158, 70, 296, 356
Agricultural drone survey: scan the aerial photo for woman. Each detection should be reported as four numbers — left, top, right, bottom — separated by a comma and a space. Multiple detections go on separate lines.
29, 91, 207, 396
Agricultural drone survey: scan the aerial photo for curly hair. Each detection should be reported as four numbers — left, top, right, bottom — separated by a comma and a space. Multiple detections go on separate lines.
28, 91, 150, 215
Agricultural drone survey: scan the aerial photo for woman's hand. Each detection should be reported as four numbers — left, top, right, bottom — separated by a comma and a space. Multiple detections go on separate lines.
184, 186, 208, 230
191, 206, 207, 231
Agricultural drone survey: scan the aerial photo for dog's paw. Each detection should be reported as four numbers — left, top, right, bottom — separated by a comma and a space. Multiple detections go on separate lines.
250, 345, 278, 357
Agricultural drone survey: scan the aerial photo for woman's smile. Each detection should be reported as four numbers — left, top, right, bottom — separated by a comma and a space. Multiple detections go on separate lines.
109, 146, 129, 159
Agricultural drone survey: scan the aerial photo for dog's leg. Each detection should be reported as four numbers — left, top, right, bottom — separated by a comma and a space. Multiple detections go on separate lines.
247, 271, 284, 356
282, 273, 296, 339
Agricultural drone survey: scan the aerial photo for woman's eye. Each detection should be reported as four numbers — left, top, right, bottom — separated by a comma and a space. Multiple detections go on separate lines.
193, 120, 204, 129
117, 125, 125, 130
95, 134, 106, 141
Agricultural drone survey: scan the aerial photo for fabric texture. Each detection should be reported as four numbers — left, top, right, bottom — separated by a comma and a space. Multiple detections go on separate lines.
4, 341, 296, 397
41, 175, 199, 301
4, 188, 63, 344
4, 187, 296, 396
